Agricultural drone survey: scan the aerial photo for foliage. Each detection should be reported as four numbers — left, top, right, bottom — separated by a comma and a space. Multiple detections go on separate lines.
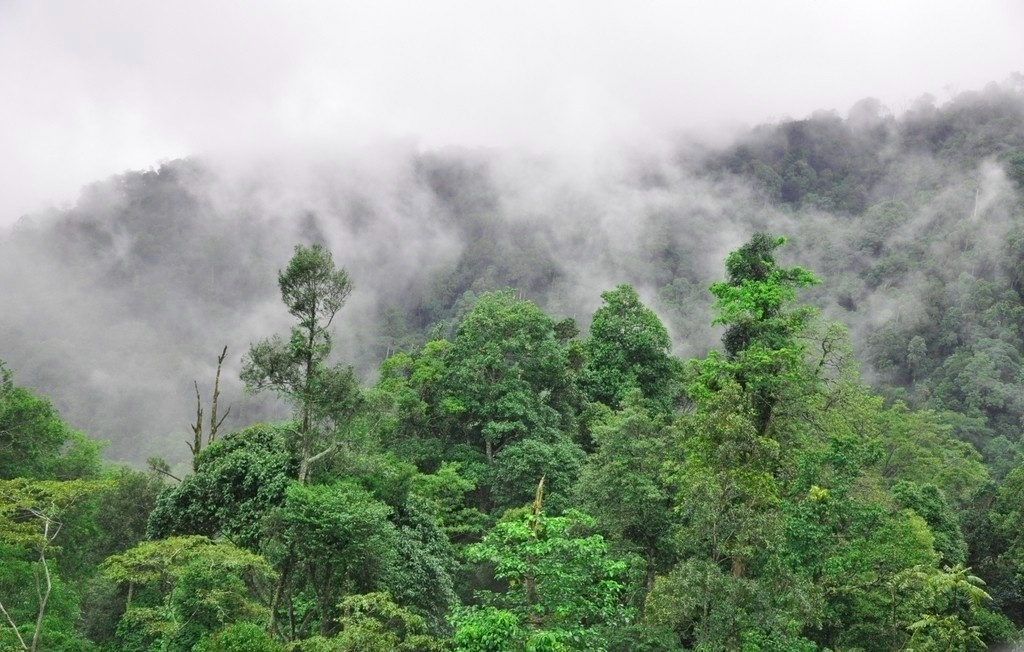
147, 423, 296, 548
0, 478, 109, 652
582, 284, 681, 412
0, 360, 102, 480
241, 243, 361, 483
575, 393, 675, 593
697, 233, 821, 435
456, 509, 634, 651
101, 535, 275, 652
11, 88, 1024, 650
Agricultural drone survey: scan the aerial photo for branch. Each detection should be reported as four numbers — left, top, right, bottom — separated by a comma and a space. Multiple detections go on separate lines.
147, 458, 182, 483
31, 545, 51, 652
208, 346, 227, 444
213, 406, 231, 438
305, 443, 338, 467
153, 467, 182, 483
188, 380, 203, 461
0, 598, 27, 651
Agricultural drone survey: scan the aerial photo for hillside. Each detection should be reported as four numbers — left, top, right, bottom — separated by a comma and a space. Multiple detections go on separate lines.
3, 80, 1024, 466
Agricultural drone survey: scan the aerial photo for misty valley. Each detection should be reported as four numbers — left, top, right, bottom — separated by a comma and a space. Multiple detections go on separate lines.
4, 80, 1024, 651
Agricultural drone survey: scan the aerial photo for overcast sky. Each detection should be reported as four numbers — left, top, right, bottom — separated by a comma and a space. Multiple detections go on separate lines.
1, 0, 1021, 226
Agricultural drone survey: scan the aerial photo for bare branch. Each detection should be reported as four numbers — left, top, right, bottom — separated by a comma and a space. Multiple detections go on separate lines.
31, 547, 51, 652
148, 457, 182, 483
305, 443, 338, 467
188, 380, 203, 463
153, 467, 182, 483
0, 598, 28, 651
209, 346, 227, 444
214, 405, 231, 434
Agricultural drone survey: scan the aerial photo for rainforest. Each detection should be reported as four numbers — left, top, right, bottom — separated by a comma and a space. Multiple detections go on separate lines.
3, 79, 1024, 651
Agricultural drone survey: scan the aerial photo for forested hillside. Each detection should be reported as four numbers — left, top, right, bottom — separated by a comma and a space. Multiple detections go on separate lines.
3, 79, 1024, 650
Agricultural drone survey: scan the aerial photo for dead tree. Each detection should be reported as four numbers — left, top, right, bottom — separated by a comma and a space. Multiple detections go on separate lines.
187, 346, 231, 470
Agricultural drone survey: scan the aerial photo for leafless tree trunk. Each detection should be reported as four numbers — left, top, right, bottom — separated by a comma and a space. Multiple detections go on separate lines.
187, 346, 231, 470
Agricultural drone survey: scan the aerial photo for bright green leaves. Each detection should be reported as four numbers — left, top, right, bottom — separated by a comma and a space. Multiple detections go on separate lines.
101, 535, 274, 592
324, 592, 446, 652
702, 233, 821, 435
0, 477, 110, 651
450, 606, 524, 652
101, 536, 275, 652
0, 478, 108, 551
456, 510, 633, 651
713, 233, 820, 357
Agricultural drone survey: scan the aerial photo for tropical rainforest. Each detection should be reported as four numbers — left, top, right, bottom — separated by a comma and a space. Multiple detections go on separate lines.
3, 78, 1024, 651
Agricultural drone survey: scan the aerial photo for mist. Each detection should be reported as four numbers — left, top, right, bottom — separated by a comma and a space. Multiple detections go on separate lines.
2, 1, 1024, 466
2, 0, 1022, 224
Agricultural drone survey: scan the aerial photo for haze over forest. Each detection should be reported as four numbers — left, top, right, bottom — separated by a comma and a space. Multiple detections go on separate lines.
9, 3, 1024, 651
2, 2, 1022, 466
2, 75, 1023, 465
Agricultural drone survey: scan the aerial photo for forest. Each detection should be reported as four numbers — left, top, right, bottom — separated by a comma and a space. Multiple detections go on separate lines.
3, 78, 1024, 651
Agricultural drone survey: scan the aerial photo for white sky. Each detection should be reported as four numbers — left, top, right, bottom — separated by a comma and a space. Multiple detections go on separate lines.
1, 0, 1022, 225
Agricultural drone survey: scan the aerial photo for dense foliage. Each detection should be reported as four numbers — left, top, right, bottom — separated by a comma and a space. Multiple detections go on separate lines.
3, 79, 1024, 650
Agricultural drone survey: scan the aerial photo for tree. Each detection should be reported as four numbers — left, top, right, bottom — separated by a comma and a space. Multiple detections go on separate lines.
101, 536, 275, 652
147, 423, 297, 549
437, 291, 582, 512
241, 244, 361, 483
700, 233, 820, 435
0, 360, 102, 481
0, 478, 108, 652
576, 393, 675, 594
583, 284, 681, 413
297, 592, 445, 652
272, 481, 416, 638
454, 508, 633, 651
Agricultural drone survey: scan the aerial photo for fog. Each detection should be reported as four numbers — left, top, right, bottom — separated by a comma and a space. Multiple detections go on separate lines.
2, 0, 1022, 223
1, 1, 1023, 466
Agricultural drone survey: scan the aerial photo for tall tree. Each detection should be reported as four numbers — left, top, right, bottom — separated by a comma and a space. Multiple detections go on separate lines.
438, 290, 583, 511
701, 233, 820, 435
241, 244, 361, 483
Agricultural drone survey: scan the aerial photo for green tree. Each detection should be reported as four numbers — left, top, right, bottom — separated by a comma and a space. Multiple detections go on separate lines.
0, 478, 109, 652
0, 360, 102, 481
296, 592, 445, 652
272, 480, 457, 639
241, 244, 361, 483
649, 383, 819, 651
455, 508, 633, 651
101, 536, 275, 652
576, 393, 675, 594
147, 423, 296, 549
193, 621, 283, 652
438, 290, 582, 512
700, 233, 820, 436
583, 284, 681, 412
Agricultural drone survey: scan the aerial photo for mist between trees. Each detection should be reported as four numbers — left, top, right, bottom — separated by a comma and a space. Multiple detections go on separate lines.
4, 224, 1024, 649
2, 76, 1024, 650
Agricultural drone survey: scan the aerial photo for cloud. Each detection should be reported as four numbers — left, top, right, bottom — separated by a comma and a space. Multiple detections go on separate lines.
1, 0, 1022, 224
